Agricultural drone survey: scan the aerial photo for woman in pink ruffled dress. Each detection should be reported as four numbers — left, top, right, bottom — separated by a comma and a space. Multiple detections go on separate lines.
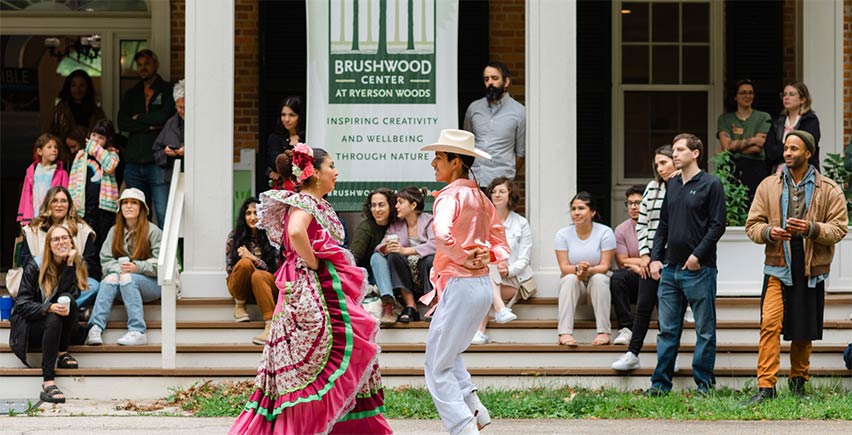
230, 144, 392, 435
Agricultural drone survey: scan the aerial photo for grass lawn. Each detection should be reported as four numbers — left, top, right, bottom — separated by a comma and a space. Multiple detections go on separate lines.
167, 380, 852, 420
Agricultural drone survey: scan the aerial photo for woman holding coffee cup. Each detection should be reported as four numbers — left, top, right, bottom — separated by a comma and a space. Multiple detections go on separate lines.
374, 186, 436, 323
85, 188, 162, 346
9, 225, 89, 404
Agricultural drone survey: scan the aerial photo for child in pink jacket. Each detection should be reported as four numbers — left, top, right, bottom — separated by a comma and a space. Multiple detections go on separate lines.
17, 133, 69, 226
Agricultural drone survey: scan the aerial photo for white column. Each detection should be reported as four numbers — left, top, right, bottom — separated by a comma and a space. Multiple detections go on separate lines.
526, 0, 577, 297
802, 0, 843, 159
181, 0, 234, 297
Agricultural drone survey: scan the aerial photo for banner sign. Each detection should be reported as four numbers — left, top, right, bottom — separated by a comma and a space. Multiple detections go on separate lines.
307, 0, 459, 211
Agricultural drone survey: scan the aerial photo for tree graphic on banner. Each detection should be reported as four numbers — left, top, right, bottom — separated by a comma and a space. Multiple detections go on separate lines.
407, 0, 415, 50
377, 0, 388, 56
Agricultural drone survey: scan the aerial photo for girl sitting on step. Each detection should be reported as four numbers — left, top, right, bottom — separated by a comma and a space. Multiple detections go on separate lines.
224, 197, 278, 344
85, 188, 162, 346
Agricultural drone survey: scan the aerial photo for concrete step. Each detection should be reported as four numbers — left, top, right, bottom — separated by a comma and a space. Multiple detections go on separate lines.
2, 367, 850, 400
2, 343, 848, 371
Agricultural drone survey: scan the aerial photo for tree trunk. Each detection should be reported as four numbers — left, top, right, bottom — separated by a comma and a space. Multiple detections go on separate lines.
352, 0, 360, 51
406, 0, 414, 50
377, 0, 388, 55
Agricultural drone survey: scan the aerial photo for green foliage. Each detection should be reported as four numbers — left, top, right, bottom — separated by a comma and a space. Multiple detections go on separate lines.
710, 150, 751, 226
167, 381, 852, 420
822, 153, 852, 221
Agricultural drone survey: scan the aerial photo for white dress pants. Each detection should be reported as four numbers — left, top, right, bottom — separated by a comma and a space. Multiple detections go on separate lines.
424, 276, 493, 435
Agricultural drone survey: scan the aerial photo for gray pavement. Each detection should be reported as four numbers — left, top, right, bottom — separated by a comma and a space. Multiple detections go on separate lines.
0, 417, 850, 434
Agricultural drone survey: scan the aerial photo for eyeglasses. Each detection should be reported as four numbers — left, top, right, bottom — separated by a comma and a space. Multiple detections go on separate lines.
51, 198, 69, 204
780, 92, 799, 98
737, 91, 754, 96
50, 235, 71, 243
625, 201, 642, 208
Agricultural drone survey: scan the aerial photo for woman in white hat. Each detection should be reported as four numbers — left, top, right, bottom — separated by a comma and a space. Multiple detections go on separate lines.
85, 188, 162, 346
420, 129, 510, 435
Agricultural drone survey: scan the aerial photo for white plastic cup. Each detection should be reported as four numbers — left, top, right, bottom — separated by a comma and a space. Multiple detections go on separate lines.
386, 234, 399, 243
118, 256, 130, 265
57, 295, 71, 312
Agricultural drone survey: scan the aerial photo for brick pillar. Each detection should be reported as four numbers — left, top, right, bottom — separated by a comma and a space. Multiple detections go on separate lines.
171, 0, 185, 80
844, 0, 851, 146
234, 0, 260, 159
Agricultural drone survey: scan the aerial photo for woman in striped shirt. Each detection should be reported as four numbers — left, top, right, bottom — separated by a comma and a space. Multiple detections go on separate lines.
611, 145, 678, 371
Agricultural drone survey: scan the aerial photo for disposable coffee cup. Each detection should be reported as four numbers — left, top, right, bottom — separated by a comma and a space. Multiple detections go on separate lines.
57, 295, 71, 312
386, 234, 399, 243
0, 296, 12, 321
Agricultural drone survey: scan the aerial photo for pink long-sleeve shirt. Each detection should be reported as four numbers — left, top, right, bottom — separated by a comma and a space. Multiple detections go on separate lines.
420, 178, 510, 308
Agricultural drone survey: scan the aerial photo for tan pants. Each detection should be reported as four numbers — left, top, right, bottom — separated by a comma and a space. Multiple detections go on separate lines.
757, 276, 813, 388
557, 273, 611, 335
226, 258, 278, 320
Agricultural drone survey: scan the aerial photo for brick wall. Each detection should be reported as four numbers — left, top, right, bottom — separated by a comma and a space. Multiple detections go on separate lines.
489, 0, 525, 105
844, 0, 851, 146
170, 0, 185, 80
234, 0, 260, 157
782, 0, 797, 84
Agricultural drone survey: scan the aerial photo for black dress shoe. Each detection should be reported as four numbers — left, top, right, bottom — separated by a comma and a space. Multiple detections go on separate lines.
789, 377, 807, 397
743, 387, 777, 405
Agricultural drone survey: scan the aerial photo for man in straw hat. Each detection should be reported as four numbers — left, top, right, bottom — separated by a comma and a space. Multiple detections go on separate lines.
419, 129, 510, 434
743, 130, 847, 404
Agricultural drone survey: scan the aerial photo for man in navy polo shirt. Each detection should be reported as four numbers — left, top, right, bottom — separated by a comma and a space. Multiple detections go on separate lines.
648, 133, 727, 396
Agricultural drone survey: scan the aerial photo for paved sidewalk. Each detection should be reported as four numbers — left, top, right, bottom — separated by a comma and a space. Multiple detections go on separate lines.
0, 417, 850, 434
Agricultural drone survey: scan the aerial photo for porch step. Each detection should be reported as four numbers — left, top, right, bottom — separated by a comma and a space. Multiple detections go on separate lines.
2, 343, 848, 371
80, 294, 852, 322
3, 320, 850, 346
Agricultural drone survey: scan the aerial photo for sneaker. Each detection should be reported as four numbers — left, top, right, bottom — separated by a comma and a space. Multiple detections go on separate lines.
470, 331, 489, 345
233, 301, 250, 322
674, 359, 680, 373
116, 330, 148, 346
86, 325, 103, 345
464, 392, 491, 430
494, 307, 518, 324
684, 307, 695, 324
644, 387, 669, 397
742, 387, 777, 406
613, 327, 632, 345
458, 420, 480, 435
380, 302, 397, 325
611, 351, 640, 371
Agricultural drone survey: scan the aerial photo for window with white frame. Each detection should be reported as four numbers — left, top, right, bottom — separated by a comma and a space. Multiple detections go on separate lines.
615, 0, 715, 181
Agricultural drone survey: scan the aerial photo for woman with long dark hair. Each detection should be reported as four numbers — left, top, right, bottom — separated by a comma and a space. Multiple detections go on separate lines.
266, 96, 304, 190
49, 69, 106, 140
230, 144, 390, 434
10, 225, 89, 403
554, 191, 616, 346
350, 188, 398, 324
225, 197, 278, 344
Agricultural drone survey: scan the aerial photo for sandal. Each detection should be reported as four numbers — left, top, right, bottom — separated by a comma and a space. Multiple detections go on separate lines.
397, 306, 420, 323
558, 334, 578, 347
40, 384, 66, 404
57, 353, 78, 369
592, 333, 611, 346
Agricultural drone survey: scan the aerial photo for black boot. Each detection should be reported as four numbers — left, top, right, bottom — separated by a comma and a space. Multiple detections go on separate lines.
742, 387, 777, 405
788, 377, 807, 397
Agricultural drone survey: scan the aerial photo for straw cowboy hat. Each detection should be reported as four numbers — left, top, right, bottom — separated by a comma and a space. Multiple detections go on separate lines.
421, 129, 491, 160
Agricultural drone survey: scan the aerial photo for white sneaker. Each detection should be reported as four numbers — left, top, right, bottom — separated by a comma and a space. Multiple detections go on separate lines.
464, 392, 491, 430
494, 307, 518, 324
116, 330, 147, 346
684, 307, 695, 324
611, 351, 640, 371
470, 331, 489, 345
86, 325, 103, 345
674, 359, 681, 372
613, 327, 632, 345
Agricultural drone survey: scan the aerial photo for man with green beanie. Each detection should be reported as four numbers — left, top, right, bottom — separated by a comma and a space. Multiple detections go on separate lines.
743, 129, 848, 405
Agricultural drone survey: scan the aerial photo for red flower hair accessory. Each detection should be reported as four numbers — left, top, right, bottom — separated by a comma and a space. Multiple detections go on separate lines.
291, 143, 315, 184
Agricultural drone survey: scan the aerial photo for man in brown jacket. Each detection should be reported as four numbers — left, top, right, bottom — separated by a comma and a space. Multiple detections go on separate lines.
744, 130, 848, 405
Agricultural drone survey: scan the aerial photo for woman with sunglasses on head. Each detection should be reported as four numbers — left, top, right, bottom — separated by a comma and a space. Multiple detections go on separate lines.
764, 81, 821, 173
10, 225, 89, 404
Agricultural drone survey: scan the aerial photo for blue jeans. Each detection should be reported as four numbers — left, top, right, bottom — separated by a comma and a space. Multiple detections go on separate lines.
76, 277, 101, 309
88, 273, 162, 333
125, 162, 169, 228
651, 265, 718, 392
370, 252, 394, 299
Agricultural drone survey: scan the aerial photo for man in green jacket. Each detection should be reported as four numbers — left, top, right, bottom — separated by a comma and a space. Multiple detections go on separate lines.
117, 49, 175, 228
